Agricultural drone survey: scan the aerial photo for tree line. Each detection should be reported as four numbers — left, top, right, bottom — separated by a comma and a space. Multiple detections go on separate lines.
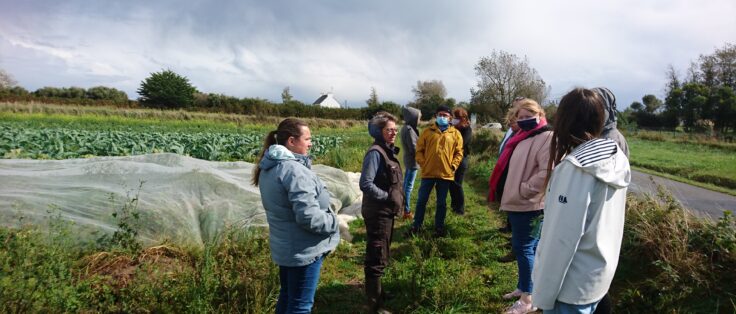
3, 43, 733, 131
625, 43, 735, 134
0, 49, 552, 123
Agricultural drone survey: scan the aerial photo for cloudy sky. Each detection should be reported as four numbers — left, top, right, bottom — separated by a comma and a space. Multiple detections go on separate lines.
1, 0, 734, 108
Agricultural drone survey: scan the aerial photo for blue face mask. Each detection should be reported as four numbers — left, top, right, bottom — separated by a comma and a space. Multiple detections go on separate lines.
517, 117, 539, 131
436, 116, 449, 127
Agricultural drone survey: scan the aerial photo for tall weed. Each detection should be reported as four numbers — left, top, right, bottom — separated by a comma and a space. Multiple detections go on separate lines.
614, 185, 736, 312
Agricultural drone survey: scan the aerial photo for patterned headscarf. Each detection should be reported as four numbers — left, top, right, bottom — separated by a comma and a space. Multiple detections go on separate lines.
592, 87, 618, 135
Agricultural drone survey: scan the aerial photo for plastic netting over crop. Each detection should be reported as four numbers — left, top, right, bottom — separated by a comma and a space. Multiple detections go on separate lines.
0, 153, 362, 246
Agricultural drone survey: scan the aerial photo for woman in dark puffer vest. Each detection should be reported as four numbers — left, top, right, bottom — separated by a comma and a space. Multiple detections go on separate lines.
359, 111, 404, 314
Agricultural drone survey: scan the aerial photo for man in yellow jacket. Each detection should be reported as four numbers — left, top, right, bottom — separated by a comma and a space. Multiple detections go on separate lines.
408, 105, 463, 237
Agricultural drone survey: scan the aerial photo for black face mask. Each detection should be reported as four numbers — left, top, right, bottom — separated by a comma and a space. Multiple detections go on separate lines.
517, 117, 539, 131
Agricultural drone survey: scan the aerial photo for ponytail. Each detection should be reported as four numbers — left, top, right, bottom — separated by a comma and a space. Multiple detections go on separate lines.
251, 118, 308, 186
252, 130, 278, 186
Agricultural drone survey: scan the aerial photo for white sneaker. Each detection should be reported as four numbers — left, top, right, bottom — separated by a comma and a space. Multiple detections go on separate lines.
504, 300, 538, 314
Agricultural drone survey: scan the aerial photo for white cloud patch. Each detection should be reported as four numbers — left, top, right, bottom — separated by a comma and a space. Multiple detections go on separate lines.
0, 0, 734, 107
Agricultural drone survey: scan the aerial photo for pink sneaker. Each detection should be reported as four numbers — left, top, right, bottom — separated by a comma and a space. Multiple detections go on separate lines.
504, 300, 537, 314
502, 289, 523, 300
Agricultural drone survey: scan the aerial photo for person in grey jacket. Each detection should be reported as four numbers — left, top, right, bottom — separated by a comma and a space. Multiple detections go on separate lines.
252, 118, 340, 314
399, 106, 421, 220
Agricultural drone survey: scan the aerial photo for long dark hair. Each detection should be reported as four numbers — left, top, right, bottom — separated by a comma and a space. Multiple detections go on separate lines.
252, 118, 308, 186
545, 88, 605, 186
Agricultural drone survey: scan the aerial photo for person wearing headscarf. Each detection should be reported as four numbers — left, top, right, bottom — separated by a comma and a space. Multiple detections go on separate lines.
592, 87, 629, 157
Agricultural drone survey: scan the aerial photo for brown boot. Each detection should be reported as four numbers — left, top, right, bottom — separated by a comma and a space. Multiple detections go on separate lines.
365, 277, 391, 314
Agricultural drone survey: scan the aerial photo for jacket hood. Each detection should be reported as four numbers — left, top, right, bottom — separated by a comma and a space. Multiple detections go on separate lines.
402, 106, 421, 129
592, 87, 618, 134
368, 123, 384, 142
566, 138, 630, 189
258, 144, 311, 170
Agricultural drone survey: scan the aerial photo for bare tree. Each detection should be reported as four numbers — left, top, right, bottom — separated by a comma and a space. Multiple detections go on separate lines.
0, 69, 17, 88
411, 80, 447, 103
469, 50, 549, 122
409, 80, 451, 120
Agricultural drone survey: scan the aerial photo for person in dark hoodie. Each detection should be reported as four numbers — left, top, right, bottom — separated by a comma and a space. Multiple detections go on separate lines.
359, 111, 404, 314
252, 118, 340, 314
400, 106, 421, 220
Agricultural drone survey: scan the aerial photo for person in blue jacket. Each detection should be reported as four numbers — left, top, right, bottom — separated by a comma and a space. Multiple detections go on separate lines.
252, 118, 340, 314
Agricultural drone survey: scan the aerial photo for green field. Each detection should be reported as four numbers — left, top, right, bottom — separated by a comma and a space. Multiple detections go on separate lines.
1, 110, 734, 312
628, 137, 736, 194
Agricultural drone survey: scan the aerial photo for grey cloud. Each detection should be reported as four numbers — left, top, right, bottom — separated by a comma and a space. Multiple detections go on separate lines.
0, 0, 734, 107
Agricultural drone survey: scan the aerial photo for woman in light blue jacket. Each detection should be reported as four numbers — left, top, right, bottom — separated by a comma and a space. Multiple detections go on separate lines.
252, 118, 340, 314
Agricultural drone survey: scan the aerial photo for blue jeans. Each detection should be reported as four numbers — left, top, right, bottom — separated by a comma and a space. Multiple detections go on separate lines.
412, 178, 451, 230
275, 254, 325, 314
403, 168, 418, 214
543, 300, 600, 314
508, 210, 542, 293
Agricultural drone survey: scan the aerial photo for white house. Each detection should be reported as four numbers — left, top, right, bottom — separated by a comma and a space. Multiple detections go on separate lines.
312, 93, 342, 108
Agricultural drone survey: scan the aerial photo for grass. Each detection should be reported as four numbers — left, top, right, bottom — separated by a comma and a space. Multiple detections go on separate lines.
2, 107, 735, 312
628, 137, 736, 195
314, 167, 518, 313
0, 110, 521, 312
0, 101, 366, 129
613, 186, 736, 312
0, 148, 520, 313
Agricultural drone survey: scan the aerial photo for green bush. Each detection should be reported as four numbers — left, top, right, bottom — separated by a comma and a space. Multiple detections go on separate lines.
470, 127, 504, 159
138, 69, 198, 109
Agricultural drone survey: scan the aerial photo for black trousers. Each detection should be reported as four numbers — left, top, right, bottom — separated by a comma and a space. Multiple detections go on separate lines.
449, 157, 469, 211
364, 214, 395, 278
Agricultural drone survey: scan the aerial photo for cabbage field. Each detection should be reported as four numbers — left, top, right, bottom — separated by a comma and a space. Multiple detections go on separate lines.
0, 114, 363, 246
0, 121, 343, 161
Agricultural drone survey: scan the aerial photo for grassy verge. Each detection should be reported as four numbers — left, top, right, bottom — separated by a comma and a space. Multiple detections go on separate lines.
628, 137, 736, 194
0, 152, 519, 313
0, 102, 366, 129
633, 166, 736, 197
613, 186, 736, 312
2, 110, 734, 312
631, 130, 736, 152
